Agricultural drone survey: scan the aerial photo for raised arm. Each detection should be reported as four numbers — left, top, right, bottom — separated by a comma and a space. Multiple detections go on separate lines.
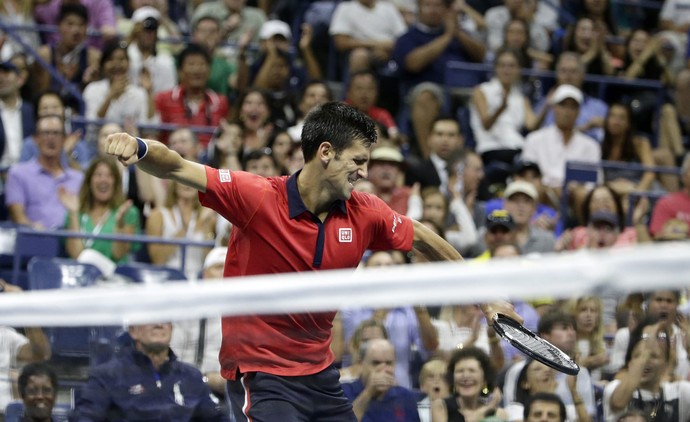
0, 280, 51, 362
106, 133, 207, 192
411, 220, 522, 324
412, 218, 463, 262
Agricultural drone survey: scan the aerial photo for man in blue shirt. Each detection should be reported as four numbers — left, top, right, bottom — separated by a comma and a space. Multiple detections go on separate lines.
392, 0, 486, 159
341, 338, 420, 422
72, 322, 228, 422
535, 52, 608, 143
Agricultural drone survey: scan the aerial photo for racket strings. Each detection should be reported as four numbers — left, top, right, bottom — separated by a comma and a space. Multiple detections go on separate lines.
500, 324, 577, 368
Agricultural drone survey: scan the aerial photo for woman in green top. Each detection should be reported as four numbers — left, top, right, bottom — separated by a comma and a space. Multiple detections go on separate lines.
60, 156, 141, 263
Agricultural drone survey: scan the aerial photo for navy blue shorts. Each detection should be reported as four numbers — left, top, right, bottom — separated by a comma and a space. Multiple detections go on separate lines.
226, 365, 356, 422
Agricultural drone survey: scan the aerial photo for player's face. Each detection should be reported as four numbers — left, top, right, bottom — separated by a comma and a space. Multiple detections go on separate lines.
326, 139, 370, 200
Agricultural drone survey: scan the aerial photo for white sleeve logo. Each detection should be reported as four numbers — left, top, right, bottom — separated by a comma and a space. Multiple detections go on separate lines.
392, 215, 402, 233
219, 169, 232, 183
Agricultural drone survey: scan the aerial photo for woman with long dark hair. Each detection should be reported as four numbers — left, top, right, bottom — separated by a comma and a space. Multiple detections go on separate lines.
556, 184, 647, 251
61, 156, 141, 263
562, 16, 614, 76
601, 102, 656, 195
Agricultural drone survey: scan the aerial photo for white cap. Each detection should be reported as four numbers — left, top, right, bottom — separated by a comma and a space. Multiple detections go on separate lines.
504, 180, 538, 201
259, 20, 292, 40
550, 84, 583, 105
370, 146, 404, 164
131, 6, 161, 23
203, 247, 227, 270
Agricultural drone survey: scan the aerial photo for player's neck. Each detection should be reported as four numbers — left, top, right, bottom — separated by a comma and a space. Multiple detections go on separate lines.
297, 164, 333, 217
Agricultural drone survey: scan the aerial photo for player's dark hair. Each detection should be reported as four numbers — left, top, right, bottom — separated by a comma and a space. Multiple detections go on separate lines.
301, 102, 377, 161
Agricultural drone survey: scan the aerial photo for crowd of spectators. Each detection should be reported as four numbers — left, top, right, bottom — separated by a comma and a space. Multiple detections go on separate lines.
2, 0, 690, 420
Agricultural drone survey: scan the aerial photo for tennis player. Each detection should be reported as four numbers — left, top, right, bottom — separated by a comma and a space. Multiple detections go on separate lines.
106, 102, 521, 421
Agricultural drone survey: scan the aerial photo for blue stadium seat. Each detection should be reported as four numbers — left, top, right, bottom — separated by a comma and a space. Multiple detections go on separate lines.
560, 161, 600, 228
4, 402, 23, 422
27, 258, 119, 363
444, 61, 489, 91
114, 262, 187, 284
0, 224, 60, 289
28, 258, 103, 290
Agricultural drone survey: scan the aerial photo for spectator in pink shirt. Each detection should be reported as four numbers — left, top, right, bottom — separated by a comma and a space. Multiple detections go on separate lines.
556, 184, 650, 251
649, 153, 690, 240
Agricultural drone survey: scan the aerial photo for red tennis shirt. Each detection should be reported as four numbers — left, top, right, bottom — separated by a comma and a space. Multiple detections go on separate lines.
199, 166, 415, 380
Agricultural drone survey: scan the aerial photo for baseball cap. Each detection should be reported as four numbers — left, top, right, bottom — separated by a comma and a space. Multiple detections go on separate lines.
486, 210, 515, 231
259, 20, 292, 40
550, 84, 583, 105
370, 146, 404, 164
0, 61, 19, 73
203, 247, 227, 270
589, 211, 618, 227
504, 180, 538, 201
131, 6, 160, 30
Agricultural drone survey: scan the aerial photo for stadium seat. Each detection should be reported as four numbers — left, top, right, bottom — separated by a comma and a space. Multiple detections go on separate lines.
560, 161, 600, 228
0, 224, 60, 289
4, 402, 23, 422
28, 257, 103, 290
114, 262, 187, 284
27, 258, 119, 365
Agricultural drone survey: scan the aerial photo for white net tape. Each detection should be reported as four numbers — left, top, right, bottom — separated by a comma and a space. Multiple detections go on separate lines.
1, 242, 689, 327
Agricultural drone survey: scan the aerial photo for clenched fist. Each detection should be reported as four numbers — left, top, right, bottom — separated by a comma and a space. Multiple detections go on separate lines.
106, 133, 143, 166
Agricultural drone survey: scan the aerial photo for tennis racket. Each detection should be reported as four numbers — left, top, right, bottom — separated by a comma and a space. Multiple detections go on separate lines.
492, 313, 580, 376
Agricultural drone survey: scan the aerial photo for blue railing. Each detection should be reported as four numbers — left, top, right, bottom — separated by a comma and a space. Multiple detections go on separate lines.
445, 61, 665, 101
10, 227, 215, 285
69, 116, 218, 135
